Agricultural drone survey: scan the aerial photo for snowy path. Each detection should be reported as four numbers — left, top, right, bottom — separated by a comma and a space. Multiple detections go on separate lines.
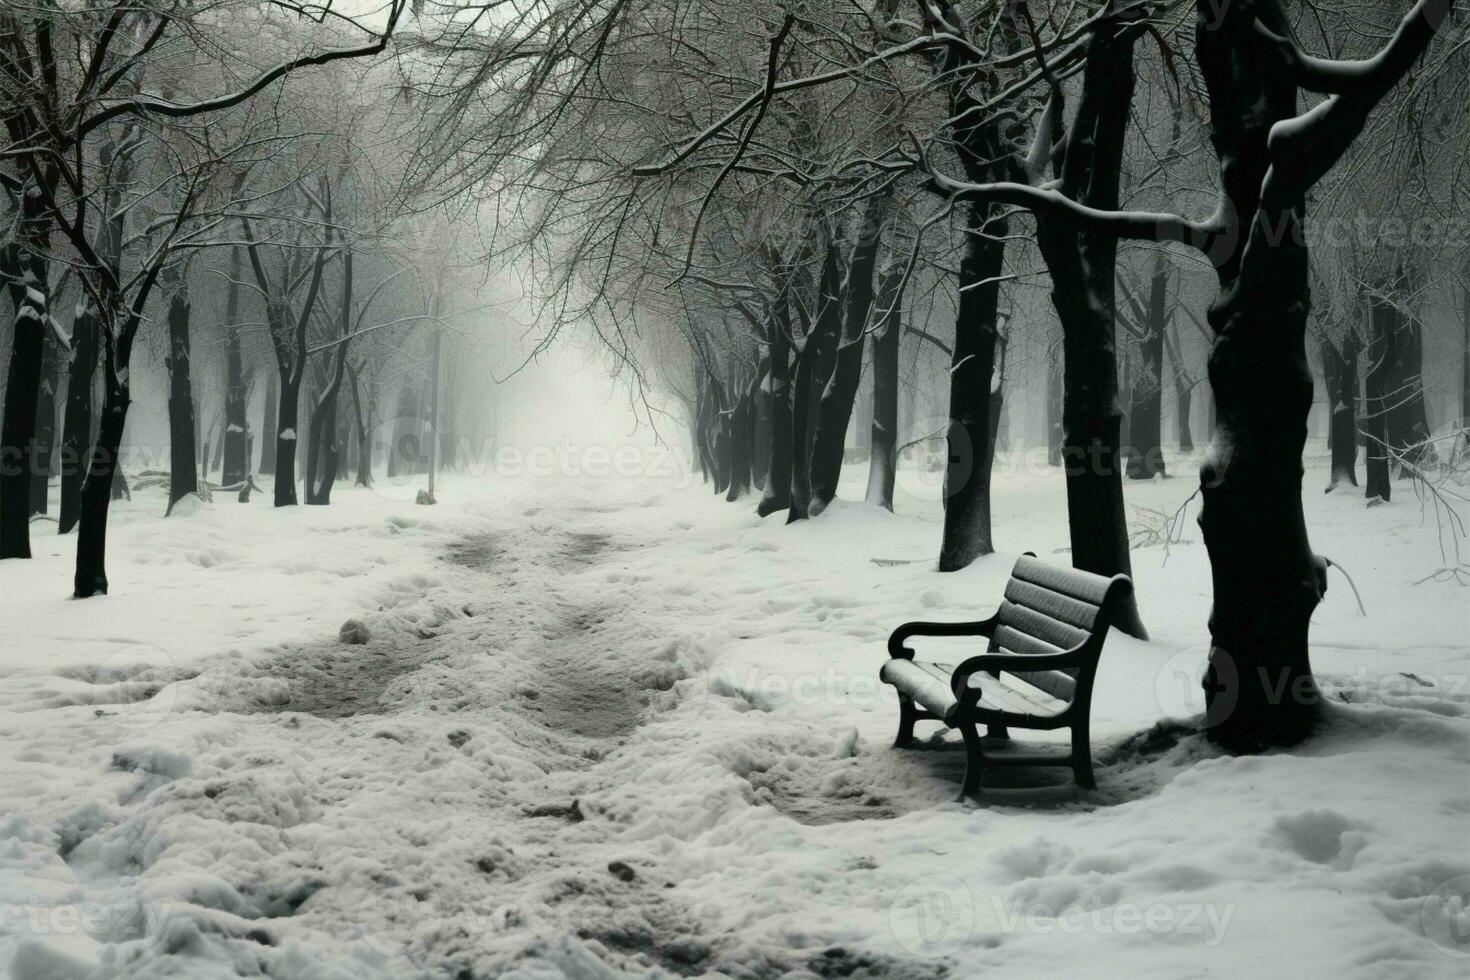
2, 463, 1468, 979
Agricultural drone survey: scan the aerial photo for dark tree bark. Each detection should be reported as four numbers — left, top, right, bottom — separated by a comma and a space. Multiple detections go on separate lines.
922, 0, 1016, 571
809, 190, 892, 515
1031, 22, 1148, 637
30, 317, 60, 515
259, 373, 278, 475
1186, 0, 1442, 751
164, 271, 198, 512
74, 364, 128, 597
1, 183, 50, 559
710, 383, 731, 495
989, 330, 1008, 453
724, 377, 755, 502
1126, 254, 1168, 479
221, 248, 250, 489
1165, 318, 1195, 454
348, 362, 373, 488
1385, 303, 1431, 467
1461, 278, 1469, 426
307, 250, 353, 505
59, 307, 96, 533
1320, 331, 1359, 491
757, 280, 795, 517
865, 262, 905, 510
1364, 296, 1395, 501
939, 223, 1004, 570
1046, 353, 1063, 466
242, 194, 333, 508
787, 234, 843, 522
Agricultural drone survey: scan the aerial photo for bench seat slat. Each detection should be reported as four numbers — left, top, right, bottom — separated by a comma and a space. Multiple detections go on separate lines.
879, 658, 960, 720
969, 673, 1070, 720
878, 658, 1076, 723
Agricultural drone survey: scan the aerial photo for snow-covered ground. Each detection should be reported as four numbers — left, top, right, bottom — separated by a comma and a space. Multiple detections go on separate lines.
1, 448, 1467, 979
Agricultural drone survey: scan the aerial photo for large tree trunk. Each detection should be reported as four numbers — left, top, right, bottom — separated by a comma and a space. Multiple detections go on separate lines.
1192, 0, 1370, 752
1127, 254, 1168, 479
939, 221, 1004, 570
1320, 332, 1359, 491
865, 263, 905, 510
165, 279, 198, 512
1032, 24, 1147, 637
59, 308, 97, 534
787, 236, 843, 523
809, 192, 892, 516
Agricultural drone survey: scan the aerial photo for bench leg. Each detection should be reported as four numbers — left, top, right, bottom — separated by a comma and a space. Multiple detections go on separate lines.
1070, 722, 1095, 789
895, 694, 918, 749
986, 724, 1011, 740
959, 723, 986, 800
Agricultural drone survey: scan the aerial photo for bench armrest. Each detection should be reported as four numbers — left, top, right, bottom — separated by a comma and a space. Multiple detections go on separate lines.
887, 615, 998, 660
950, 648, 1088, 703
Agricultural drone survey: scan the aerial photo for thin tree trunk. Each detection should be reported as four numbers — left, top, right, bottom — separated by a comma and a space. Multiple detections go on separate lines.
1, 187, 49, 559
1386, 305, 1431, 467
348, 363, 373, 488
165, 275, 198, 512
59, 308, 96, 533
274, 378, 301, 507
1461, 279, 1468, 426
1165, 318, 1194, 454
788, 236, 843, 523
1046, 354, 1064, 465
30, 321, 59, 515
1127, 253, 1168, 479
306, 250, 353, 505
724, 381, 754, 503
75, 373, 128, 597
757, 284, 794, 517
1320, 332, 1359, 491
1364, 297, 1394, 501
865, 263, 905, 510
809, 191, 892, 516
260, 373, 278, 475
939, 221, 1003, 570
222, 249, 250, 488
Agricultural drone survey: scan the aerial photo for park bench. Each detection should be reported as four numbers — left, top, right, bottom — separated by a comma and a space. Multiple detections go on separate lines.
879, 555, 1133, 796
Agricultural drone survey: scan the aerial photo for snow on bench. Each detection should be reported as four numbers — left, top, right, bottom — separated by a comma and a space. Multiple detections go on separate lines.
879, 554, 1133, 797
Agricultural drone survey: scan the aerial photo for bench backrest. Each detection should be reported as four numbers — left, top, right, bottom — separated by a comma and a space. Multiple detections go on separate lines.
986, 555, 1132, 702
